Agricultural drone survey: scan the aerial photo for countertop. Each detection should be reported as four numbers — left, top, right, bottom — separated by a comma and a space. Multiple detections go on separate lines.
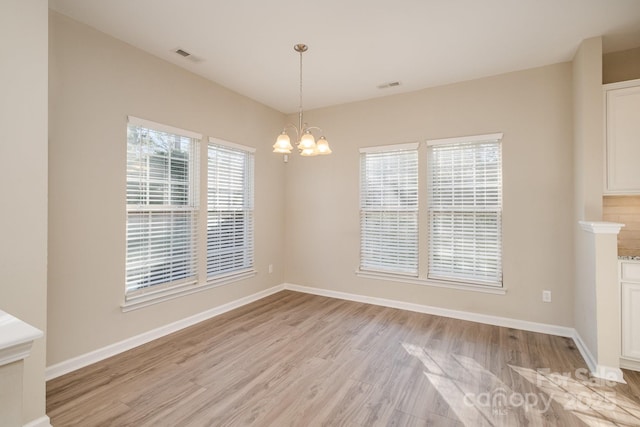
0, 310, 43, 365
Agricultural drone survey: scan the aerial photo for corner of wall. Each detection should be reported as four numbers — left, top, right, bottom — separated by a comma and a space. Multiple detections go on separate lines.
572, 35, 604, 367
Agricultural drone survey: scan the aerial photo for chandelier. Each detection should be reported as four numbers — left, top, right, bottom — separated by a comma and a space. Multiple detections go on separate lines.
273, 44, 332, 158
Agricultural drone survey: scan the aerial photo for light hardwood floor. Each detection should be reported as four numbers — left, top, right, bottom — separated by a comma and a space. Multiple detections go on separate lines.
47, 291, 640, 426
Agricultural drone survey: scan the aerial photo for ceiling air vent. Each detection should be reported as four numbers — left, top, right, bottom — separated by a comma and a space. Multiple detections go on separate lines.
175, 48, 191, 57
172, 48, 203, 63
377, 81, 401, 89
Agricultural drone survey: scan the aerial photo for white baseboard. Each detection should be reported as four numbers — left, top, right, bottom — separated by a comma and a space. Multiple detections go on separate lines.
572, 329, 597, 373
283, 283, 575, 338
45, 284, 284, 381
572, 329, 626, 383
23, 415, 51, 427
620, 357, 640, 372
593, 365, 626, 383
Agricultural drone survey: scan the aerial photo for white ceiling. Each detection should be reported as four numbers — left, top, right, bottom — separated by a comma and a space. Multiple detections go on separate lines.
49, 0, 640, 114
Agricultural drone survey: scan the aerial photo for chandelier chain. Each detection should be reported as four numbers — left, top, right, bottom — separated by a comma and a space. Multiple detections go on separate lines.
298, 48, 304, 132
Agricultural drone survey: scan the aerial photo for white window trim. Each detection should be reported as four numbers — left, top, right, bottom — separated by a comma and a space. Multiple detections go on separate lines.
122, 268, 256, 312
206, 267, 256, 286
128, 116, 202, 140
426, 132, 503, 146
354, 268, 507, 295
359, 142, 419, 153
208, 136, 256, 152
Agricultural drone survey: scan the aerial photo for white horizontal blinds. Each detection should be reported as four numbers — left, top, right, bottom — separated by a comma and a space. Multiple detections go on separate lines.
207, 140, 254, 277
126, 120, 200, 294
428, 136, 502, 286
360, 145, 419, 275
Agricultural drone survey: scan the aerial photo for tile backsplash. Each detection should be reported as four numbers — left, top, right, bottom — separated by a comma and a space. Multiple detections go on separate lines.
603, 196, 640, 257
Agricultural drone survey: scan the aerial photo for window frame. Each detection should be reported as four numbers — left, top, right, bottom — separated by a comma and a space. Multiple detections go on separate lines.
358, 143, 420, 276
427, 133, 504, 288
125, 116, 201, 302
206, 137, 256, 283
122, 118, 258, 312
356, 134, 505, 295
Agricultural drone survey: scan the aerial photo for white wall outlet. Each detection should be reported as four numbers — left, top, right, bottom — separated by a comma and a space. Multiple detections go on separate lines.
542, 290, 552, 303
268, 264, 273, 274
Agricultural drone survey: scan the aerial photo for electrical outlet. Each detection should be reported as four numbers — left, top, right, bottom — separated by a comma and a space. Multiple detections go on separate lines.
268, 264, 273, 274
542, 290, 551, 303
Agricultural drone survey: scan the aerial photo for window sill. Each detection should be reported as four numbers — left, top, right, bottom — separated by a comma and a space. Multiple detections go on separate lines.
355, 269, 506, 295
121, 269, 257, 312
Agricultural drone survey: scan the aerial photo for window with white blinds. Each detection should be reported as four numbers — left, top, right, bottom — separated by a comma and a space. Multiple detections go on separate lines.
427, 134, 503, 286
126, 117, 200, 295
359, 143, 419, 275
207, 138, 255, 278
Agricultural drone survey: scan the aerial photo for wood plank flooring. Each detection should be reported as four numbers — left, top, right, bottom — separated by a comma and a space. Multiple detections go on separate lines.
47, 291, 640, 426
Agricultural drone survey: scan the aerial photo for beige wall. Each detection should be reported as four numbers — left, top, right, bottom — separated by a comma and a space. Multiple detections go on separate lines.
603, 47, 640, 84
48, 12, 286, 365
573, 37, 604, 359
0, 0, 49, 424
284, 62, 575, 326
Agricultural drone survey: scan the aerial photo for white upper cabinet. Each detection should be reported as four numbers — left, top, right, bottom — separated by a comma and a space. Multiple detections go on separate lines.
605, 79, 640, 194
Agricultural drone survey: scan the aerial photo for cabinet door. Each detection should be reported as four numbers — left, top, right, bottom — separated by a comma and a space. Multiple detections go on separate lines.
622, 282, 640, 360
606, 85, 640, 193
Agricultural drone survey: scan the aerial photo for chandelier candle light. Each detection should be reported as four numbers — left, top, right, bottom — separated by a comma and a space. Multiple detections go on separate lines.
273, 44, 332, 159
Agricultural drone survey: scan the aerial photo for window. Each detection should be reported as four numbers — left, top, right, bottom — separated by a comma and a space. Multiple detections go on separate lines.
207, 138, 255, 279
358, 134, 503, 292
427, 134, 503, 286
126, 117, 200, 296
359, 143, 419, 275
